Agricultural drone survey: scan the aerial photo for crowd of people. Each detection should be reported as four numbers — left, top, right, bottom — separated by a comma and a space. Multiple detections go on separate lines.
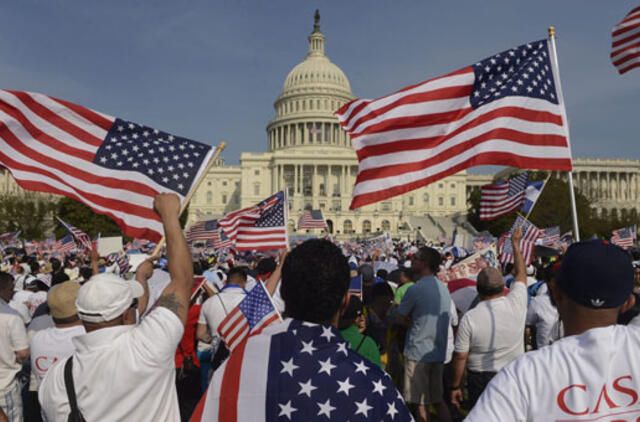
1, 193, 640, 421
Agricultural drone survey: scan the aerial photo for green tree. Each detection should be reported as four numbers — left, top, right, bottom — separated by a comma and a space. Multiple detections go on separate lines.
55, 197, 124, 239
0, 194, 57, 240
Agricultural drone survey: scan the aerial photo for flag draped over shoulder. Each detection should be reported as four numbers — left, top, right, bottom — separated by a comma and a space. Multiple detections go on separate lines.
498, 216, 543, 265
479, 172, 529, 220
611, 5, 640, 74
336, 39, 572, 209
0, 90, 217, 242
218, 191, 288, 251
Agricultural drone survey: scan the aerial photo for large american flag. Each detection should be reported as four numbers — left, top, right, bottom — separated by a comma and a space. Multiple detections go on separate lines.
498, 215, 543, 265
193, 319, 412, 422
218, 191, 288, 251
611, 5, 640, 74
336, 40, 572, 209
479, 171, 529, 220
0, 90, 216, 242
57, 217, 93, 253
611, 226, 637, 249
297, 209, 327, 230
207, 229, 232, 250
186, 219, 220, 243
217, 282, 280, 352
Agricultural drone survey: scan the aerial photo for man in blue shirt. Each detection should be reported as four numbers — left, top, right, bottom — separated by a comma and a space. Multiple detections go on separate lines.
397, 246, 451, 422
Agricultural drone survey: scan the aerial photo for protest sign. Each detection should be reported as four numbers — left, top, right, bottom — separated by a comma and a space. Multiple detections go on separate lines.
437, 245, 498, 282
97, 237, 123, 256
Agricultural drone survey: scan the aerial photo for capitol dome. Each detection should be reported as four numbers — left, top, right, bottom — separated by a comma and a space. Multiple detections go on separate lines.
267, 10, 355, 152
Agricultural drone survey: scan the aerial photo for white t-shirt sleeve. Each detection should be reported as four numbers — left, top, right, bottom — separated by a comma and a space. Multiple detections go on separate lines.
198, 298, 212, 325
449, 299, 458, 327
454, 313, 472, 353
507, 282, 528, 312
9, 314, 29, 351
272, 282, 285, 314
132, 307, 184, 365
525, 299, 538, 326
465, 365, 528, 421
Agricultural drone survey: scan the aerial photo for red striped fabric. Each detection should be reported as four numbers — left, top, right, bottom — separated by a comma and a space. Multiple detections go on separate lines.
336, 40, 572, 210
611, 5, 640, 74
0, 90, 216, 242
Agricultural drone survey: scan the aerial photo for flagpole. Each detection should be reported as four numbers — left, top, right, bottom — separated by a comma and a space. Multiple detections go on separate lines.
284, 188, 291, 251
548, 26, 580, 241
150, 142, 226, 257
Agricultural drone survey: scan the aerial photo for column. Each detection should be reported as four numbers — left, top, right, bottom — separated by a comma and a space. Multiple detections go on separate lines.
313, 165, 318, 198
294, 164, 299, 196
341, 165, 346, 195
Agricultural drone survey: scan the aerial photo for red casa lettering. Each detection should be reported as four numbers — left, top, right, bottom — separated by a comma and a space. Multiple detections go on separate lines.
592, 383, 620, 414
34, 356, 58, 373
557, 384, 589, 415
612, 376, 639, 407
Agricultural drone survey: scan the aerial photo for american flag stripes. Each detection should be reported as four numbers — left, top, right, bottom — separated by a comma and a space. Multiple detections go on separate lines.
57, 217, 93, 253
336, 40, 572, 209
498, 216, 543, 265
218, 191, 288, 251
479, 172, 529, 220
217, 282, 280, 352
611, 5, 640, 74
53, 234, 75, 254
186, 219, 221, 243
541, 226, 560, 248
0, 90, 216, 242
0, 231, 21, 245
611, 226, 636, 249
297, 209, 327, 230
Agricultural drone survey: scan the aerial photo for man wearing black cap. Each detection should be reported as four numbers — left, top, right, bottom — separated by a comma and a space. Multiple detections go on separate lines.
466, 239, 639, 421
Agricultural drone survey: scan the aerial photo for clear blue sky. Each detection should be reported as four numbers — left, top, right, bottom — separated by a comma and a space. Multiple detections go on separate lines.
0, 0, 637, 167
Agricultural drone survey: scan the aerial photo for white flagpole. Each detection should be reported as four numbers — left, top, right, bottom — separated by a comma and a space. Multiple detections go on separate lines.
548, 26, 580, 241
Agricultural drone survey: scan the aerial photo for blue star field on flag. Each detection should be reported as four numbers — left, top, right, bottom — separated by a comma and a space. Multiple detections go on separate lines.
94, 118, 211, 196
471, 40, 559, 109
264, 320, 411, 421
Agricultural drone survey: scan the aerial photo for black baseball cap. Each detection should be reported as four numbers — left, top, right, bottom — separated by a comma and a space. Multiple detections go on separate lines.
557, 240, 634, 309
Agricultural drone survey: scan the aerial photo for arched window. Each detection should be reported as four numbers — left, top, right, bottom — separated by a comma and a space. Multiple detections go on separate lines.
423, 193, 430, 203
206, 191, 212, 204
381, 220, 391, 231
362, 220, 372, 233
343, 220, 353, 234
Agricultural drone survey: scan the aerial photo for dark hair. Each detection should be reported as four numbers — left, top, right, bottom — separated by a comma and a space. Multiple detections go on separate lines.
28, 259, 39, 274
376, 269, 388, 280
50, 258, 61, 272
256, 258, 277, 275
416, 246, 442, 273
372, 281, 394, 300
0, 272, 14, 290
281, 239, 350, 324
79, 267, 93, 282
227, 267, 247, 284
193, 261, 203, 276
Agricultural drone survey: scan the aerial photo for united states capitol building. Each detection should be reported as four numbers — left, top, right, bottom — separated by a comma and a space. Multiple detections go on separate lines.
1, 12, 639, 240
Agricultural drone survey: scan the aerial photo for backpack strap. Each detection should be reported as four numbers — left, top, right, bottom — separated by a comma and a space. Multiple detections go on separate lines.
355, 335, 368, 353
64, 357, 86, 421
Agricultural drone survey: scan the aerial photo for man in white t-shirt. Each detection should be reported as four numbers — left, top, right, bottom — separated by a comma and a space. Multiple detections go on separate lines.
0, 272, 29, 422
39, 193, 193, 422
451, 227, 527, 409
525, 274, 562, 349
30, 281, 85, 389
196, 267, 248, 347
466, 239, 639, 421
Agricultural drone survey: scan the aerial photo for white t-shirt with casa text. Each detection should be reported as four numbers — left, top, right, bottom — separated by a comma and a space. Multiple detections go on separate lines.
0, 299, 29, 392
30, 325, 86, 388
39, 306, 184, 421
466, 316, 640, 421
455, 282, 527, 372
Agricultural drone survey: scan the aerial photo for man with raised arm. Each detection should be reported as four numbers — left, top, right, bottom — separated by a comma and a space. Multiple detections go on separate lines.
450, 227, 527, 410
39, 193, 192, 421
466, 236, 640, 421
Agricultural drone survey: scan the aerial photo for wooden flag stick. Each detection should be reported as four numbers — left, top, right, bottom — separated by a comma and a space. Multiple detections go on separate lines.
150, 142, 226, 258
